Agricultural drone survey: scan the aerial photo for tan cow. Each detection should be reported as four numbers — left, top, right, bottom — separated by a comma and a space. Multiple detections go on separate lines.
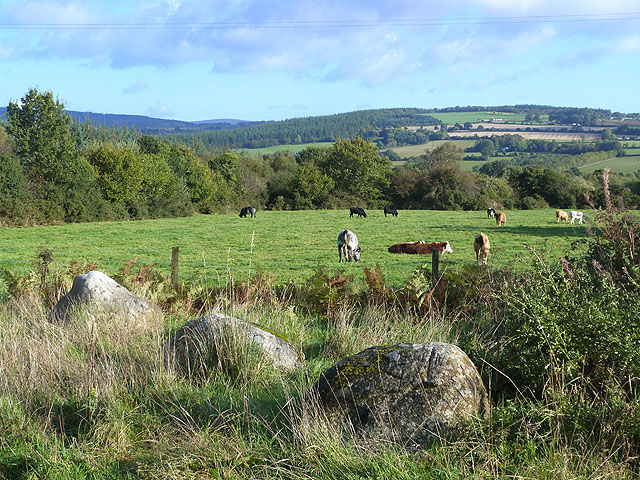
474, 233, 490, 266
495, 211, 506, 226
556, 209, 569, 223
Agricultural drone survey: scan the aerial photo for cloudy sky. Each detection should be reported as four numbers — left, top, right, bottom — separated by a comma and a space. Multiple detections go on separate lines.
1, 0, 639, 121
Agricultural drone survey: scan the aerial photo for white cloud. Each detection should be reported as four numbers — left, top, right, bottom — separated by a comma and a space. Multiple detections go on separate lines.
146, 103, 174, 118
123, 79, 148, 94
615, 36, 640, 52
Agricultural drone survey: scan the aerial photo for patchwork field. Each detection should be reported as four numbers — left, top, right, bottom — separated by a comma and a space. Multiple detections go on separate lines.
0, 209, 590, 292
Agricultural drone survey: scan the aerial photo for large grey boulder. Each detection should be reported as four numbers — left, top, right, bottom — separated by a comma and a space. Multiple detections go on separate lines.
163, 313, 304, 374
309, 342, 488, 447
51, 270, 160, 322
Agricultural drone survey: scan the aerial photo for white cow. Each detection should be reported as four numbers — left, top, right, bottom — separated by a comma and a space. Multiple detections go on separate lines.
570, 210, 585, 224
337, 229, 361, 262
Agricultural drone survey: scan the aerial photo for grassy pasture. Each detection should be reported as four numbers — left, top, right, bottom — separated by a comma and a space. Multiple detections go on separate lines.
460, 158, 489, 171
0, 209, 589, 291
579, 153, 640, 174
424, 111, 531, 124
389, 139, 476, 158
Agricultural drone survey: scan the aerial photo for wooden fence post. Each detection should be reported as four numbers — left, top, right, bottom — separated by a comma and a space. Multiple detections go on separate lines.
432, 249, 440, 288
171, 246, 179, 289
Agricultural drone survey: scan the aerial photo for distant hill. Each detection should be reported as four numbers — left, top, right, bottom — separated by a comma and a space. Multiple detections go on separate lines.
0, 107, 254, 134
192, 119, 248, 125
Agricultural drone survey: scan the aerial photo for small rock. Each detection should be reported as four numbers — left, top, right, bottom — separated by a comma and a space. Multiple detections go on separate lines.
51, 270, 159, 322
163, 313, 304, 375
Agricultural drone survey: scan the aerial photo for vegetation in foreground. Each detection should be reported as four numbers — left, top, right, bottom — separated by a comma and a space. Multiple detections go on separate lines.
1, 178, 639, 479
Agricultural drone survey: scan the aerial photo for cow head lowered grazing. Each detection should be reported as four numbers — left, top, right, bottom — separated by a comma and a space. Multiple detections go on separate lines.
349, 207, 367, 218
474, 233, 490, 266
239, 206, 257, 218
388, 241, 452, 255
384, 206, 398, 217
570, 210, 585, 224
337, 229, 361, 262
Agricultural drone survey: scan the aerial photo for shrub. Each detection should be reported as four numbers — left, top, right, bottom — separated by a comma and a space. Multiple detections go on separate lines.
488, 248, 640, 399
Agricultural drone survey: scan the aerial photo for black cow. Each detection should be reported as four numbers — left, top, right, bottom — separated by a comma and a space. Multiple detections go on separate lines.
384, 206, 398, 217
349, 207, 367, 218
239, 206, 257, 218
487, 208, 496, 219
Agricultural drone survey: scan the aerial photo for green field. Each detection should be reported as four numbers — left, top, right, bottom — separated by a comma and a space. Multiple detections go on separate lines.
237, 142, 334, 155
579, 153, 640, 174
0, 209, 589, 290
389, 139, 477, 158
423, 111, 533, 124
460, 158, 489, 171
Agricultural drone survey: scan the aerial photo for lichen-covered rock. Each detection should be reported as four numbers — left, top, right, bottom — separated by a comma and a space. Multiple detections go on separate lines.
309, 342, 488, 447
51, 270, 160, 322
163, 313, 304, 374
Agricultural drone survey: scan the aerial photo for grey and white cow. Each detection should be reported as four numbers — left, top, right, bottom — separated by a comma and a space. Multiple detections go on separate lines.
570, 210, 585, 224
337, 229, 361, 263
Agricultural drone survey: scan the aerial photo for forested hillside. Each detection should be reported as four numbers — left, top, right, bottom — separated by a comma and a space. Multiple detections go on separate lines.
168, 108, 440, 149
0, 106, 254, 134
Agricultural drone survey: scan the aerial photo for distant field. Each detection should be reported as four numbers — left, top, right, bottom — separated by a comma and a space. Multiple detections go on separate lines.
460, 159, 489, 172
237, 142, 334, 155
0, 210, 590, 291
424, 111, 531, 124
449, 131, 601, 141
579, 154, 640, 174
389, 139, 476, 158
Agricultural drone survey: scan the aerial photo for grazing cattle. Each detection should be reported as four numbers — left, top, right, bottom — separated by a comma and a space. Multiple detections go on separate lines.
239, 206, 257, 218
388, 241, 453, 255
337, 229, 361, 263
495, 211, 506, 226
570, 210, 585, 224
384, 206, 398, 217
556, 209, 569, 223
349, 207, 367, 218
487, 208, 496, 219
474, 233, 490, 266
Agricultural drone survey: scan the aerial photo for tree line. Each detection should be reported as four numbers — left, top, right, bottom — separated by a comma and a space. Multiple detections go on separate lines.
466, 132, 624, 159
1, 89, 640, 226
168, 108, 440, 150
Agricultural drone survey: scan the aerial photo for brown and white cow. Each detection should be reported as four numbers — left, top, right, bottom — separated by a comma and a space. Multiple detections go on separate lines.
388, 241, 453, 255
495, 211, 506, 226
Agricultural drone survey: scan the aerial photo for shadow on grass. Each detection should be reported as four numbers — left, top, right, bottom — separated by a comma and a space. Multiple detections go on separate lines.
0, 454, 40, 480
441, 223, 591, 239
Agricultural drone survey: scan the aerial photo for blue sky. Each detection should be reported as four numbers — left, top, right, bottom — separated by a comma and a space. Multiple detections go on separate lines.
1, 0, 639, 121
